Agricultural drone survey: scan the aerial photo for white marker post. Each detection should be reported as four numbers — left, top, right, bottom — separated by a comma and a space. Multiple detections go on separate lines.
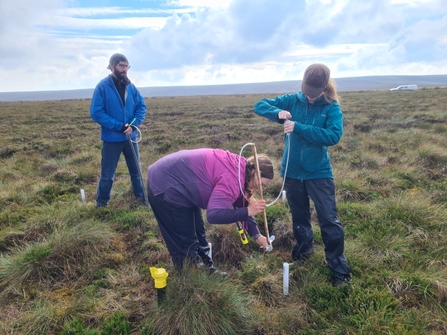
283, 262, 290, 296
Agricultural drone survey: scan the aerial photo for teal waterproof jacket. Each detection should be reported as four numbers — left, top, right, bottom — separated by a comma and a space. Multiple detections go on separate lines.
90, 75, 146, 142
254, 92, 343, 181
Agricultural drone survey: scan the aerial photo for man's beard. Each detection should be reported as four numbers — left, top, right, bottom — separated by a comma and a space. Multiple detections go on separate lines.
113, 68, 128, 83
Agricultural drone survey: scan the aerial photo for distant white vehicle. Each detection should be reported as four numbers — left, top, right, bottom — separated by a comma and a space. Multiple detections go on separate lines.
390, 84, 418, 91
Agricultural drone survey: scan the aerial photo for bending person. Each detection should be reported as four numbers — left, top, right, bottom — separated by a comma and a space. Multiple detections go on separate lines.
147, 148, 273, 273
253, 64, 351, 286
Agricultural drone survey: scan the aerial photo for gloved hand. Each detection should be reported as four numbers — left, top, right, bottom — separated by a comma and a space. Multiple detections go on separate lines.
121, 123, 129, 133
277, 110, 292, 124
278, 110, 292, 120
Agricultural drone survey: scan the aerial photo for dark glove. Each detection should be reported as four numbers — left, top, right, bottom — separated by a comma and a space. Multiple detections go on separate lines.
121, 124, 129, 133
277, 113, 286, 124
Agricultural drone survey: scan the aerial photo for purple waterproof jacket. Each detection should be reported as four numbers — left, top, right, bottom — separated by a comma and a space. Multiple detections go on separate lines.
147, 148, 260, 237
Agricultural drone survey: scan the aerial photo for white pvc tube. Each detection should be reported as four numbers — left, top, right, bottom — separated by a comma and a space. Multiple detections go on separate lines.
80, 189, 85, 201
283, 262, 289, 296
282, 190, 286, 202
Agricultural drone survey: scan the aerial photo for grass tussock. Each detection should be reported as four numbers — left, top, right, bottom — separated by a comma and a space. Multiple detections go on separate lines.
141, 265, 256, 335
1, 88, 447, 333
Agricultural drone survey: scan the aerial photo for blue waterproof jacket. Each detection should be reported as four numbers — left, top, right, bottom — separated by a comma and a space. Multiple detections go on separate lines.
254, 92, 343, 181
90, 75, 146, 142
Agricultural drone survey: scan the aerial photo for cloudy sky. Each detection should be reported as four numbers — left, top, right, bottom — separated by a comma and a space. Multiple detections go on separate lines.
0, 0, 446, 92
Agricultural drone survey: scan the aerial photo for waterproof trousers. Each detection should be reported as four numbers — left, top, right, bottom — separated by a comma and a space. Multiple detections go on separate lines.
96, 140, 146, 207
285, 177, 351, 279
147, 185, 213, 270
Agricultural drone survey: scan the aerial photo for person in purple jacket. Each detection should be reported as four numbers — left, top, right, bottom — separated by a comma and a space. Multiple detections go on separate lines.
147, 148, 274, 273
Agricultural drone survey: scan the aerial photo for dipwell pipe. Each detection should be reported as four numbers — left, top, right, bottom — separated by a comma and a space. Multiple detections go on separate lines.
150, 267, 169, 305
283, 262, 291, 296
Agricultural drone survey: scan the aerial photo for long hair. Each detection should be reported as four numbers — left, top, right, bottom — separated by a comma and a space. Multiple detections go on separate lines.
322, 78, 340, 103
244, 154, 274, 197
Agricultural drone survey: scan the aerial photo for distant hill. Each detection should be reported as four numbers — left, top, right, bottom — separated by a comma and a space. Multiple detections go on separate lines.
1, 75, 446, 102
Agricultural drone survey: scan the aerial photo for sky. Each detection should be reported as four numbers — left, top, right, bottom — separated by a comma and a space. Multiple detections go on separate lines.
0, 0, 446, 92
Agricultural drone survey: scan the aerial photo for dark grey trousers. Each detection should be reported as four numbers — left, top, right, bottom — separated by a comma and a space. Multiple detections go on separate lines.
147, 185, 212, 270
285, 178, 350, 278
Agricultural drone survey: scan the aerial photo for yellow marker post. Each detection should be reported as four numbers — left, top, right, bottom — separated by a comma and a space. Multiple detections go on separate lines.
150, 267, 169, 305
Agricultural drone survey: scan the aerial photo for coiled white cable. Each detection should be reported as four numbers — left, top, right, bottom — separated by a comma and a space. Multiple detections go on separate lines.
238, 133, 291, 206
130, 126, 142, 143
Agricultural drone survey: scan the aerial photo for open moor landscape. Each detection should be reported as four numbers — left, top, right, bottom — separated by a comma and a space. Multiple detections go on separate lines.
1, 87, 447, 334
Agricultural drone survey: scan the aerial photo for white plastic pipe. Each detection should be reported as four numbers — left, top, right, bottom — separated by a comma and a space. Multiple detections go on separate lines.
80, 189, 85, 201
208, 242, 212, 259
282, 190, 286, 202
283, 262, 290, 296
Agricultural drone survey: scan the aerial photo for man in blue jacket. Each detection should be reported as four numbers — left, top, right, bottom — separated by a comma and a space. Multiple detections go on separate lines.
90, 53, 147, 207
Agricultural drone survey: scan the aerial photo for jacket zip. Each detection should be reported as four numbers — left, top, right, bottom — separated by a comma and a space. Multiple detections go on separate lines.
111, 78, 128, 124
299, 104, 310, 181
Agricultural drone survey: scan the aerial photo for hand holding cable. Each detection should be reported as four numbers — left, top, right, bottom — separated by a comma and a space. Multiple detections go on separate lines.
284, 120, 294, 134
122, 124, 133, 135
122, 118, 136, 135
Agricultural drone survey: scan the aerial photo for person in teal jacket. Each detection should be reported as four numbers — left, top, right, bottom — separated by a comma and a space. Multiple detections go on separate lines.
253, 64, 351, 286
90, 53, 147, 207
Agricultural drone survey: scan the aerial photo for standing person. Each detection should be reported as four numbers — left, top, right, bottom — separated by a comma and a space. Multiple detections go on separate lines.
90, 53, 147, 207
147, 148, 274, 273
253, 64, 351, 286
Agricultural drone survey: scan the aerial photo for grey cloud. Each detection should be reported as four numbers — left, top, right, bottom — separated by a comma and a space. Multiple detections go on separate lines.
390, 15, 447, 63
0, 0, 63, 65
128, 0, 310, 70
227, 0, 305, 42
323, 0, 403, 44
337, 6, 447, 75
129, 0, 431, 72
128, 12, 218, 69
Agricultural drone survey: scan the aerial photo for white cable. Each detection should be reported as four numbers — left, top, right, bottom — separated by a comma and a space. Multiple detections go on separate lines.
266, 133, 290, 207
130, 126, 142, 143
238, 142, 255, 202
237, 133, 291, 207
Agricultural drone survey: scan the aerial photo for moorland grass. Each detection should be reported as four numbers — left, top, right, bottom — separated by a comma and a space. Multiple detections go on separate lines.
1, 88, 447, 334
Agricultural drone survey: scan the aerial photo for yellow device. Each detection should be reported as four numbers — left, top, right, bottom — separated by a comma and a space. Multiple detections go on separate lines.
236, 222, 249, 244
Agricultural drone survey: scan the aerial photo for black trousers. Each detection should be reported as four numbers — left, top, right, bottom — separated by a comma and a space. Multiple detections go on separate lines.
147, 185, 212, 270
285, 177, 350, 278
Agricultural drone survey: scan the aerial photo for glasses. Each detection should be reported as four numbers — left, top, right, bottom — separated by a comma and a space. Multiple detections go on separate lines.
116, 63, 131, 69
